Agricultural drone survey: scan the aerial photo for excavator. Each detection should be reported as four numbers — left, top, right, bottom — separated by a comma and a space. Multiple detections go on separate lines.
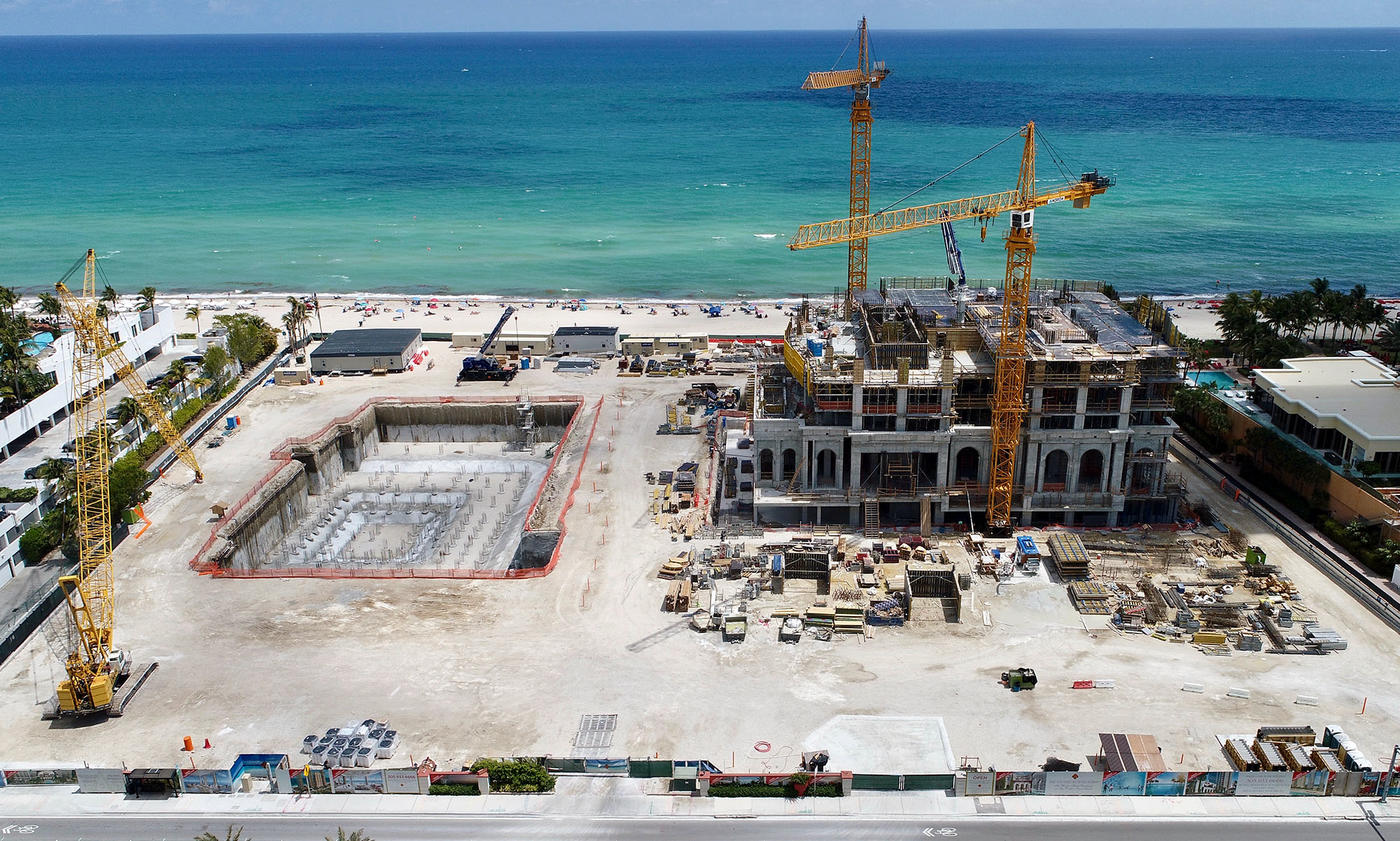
790, 123, 1114, 533
47, 249, 203, 718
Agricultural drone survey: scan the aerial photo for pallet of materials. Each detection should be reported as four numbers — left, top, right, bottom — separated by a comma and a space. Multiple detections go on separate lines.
657, 554, 689, 579
834, 604, 866, 634
1046, 532, 1092, 578
1068, 580, 1116, 614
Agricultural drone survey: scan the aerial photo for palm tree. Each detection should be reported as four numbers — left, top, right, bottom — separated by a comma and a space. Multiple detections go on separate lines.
0, 286, 17, 315
166, 358, 192, 398
139, 286, 158, 311
285, 296, 311, 360
115, 395, 142, 430
1377, 317, 1400, 362
186, 304, 202, 334
36, 293, 63, 324
324, 829, 372, 841
101, 284, 119, 310
36, 456, 77, 539
95, 301, 110, 326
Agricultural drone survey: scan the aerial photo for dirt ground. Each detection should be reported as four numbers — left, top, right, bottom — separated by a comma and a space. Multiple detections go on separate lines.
1, 352, 1398, 775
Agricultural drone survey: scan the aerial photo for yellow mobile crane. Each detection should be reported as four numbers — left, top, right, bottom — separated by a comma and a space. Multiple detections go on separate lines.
48, 249, 203, 717
802, 17, 889, 309
789, 123, 1113, 533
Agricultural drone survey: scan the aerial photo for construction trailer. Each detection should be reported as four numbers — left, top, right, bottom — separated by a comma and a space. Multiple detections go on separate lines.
310, 328, 423, 375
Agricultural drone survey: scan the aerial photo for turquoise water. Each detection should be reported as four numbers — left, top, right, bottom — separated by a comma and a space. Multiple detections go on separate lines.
0, 30, 1397, 298
1187, 371, 1236, 389
22, 331, 55, 356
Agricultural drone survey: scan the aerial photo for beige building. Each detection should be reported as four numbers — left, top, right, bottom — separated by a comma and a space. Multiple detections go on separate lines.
1252, 354, 1400, 472
728, 282, 1184, 530
620, 334, 709, 356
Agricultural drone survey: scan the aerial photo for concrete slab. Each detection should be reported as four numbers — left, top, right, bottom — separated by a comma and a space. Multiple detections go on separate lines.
804, 715, 956, 774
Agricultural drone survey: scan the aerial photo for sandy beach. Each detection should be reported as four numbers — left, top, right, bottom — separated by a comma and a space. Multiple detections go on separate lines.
162, 292, 797, 344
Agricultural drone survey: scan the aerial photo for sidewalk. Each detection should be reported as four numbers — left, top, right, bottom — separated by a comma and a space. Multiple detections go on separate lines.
2, 776, 1398, 821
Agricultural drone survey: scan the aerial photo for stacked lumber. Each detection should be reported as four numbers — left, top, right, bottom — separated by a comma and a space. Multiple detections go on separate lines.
657, 553, 689, 579
1068, 580, 1116, 615
834, 604, 866, 634
1046, 532, 1092, 579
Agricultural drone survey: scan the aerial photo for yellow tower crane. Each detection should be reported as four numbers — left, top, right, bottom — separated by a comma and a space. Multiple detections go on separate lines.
788, 123, 1113, 533
49, 249, 202, 717
802, 17, 889, 309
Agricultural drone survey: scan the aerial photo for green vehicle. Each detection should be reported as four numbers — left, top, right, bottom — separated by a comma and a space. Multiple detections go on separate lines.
1001, 668, 1038, 692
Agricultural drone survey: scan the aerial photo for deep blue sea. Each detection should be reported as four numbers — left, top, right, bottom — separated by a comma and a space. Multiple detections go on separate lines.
0, 29, 1396, 299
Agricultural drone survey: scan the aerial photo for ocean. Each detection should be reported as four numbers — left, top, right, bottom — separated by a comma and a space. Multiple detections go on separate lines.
0, 29, 1397, 299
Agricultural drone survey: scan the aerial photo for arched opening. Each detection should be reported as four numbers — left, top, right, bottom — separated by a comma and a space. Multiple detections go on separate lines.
1043, 449, 1069, 491
955, 447, 980, 484
1078, 449, 1104, 492
815, 448, 837, 487
782, 448, 797, 481
759, 449, 774, 481
1131, 448, 1155, 493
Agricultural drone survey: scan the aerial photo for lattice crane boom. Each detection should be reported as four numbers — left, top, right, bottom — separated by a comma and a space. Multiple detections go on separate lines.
51, 249, 203, 715
786, 123, 1113, 533
803, 17, 890, 306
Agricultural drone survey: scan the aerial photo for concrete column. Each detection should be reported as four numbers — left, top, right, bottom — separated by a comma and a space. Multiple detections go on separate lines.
851, 385, 863, 431
1118, 386, 1134, 430
1066, 445, 1082, 494
895, 387, 908, 432
1109, 443, 1128, 493
1023, 442, 1041, 492
1075, 387, 1089, 431
851, 450, 863, 493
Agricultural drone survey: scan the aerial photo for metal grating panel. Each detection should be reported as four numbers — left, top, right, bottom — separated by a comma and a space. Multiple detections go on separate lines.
573, 714, 618, 751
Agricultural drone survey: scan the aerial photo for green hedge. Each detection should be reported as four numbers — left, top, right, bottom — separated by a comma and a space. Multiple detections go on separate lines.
467, 759, 555, 793
0, 486, 38, 503
708, 780, 843, 798
428, 783, 481, 796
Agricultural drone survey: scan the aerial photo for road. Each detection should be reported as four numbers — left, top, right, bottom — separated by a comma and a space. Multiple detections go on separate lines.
2, 815, 1394, 841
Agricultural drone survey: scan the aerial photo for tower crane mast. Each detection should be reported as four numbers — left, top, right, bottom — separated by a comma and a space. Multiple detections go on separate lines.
802, 18, 889, 309
788, 123, 1113, 533
49, 249, 202, 717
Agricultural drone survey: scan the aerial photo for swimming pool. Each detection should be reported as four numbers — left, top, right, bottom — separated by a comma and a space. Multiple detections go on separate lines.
1186, 371, 1235, 390
22, 331, 54, 357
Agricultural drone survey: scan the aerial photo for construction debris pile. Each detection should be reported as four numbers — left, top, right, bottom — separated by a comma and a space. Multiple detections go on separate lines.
654, 532, 972, 645
1039, 530, 1348, 656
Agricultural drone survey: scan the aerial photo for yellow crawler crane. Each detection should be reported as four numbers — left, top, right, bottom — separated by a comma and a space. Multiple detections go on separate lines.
788, 123, 1113, 533
802, 17, 889, 308
50, 249, 202, 717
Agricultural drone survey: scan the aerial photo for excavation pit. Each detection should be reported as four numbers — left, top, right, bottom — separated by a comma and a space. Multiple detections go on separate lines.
192, 397, 589, 579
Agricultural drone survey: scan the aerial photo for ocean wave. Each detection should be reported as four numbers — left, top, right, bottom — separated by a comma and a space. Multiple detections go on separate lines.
752, 233, 777, 239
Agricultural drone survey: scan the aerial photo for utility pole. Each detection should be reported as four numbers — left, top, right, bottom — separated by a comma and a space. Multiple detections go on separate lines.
1382, 744, 1399, 803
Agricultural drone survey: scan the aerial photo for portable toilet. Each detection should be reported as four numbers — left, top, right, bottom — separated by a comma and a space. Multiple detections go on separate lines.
1015, 536, 1041, 573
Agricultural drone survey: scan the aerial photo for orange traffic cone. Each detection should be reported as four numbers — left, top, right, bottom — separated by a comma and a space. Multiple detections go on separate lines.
203, 738, 212, 749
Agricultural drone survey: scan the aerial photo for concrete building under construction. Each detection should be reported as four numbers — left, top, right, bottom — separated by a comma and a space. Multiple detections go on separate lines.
725, 279, 1185, 530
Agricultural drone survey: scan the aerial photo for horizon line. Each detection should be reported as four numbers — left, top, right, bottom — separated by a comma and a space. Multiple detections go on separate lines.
1, 25, 1399, 39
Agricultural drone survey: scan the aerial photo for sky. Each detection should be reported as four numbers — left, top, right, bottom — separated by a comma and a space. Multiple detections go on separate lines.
0, 0, 1396, 36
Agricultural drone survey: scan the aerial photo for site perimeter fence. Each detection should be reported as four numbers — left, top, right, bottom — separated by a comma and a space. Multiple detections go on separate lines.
964, 769, 1400, 798
1170, 434, 1400, 634
188, 395, 601, 581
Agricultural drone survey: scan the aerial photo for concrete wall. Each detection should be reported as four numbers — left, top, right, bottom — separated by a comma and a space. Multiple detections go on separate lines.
207, 399, 577, 573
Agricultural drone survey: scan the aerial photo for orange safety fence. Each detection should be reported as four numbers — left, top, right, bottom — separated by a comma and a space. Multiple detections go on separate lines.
189, 395, 596, 580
